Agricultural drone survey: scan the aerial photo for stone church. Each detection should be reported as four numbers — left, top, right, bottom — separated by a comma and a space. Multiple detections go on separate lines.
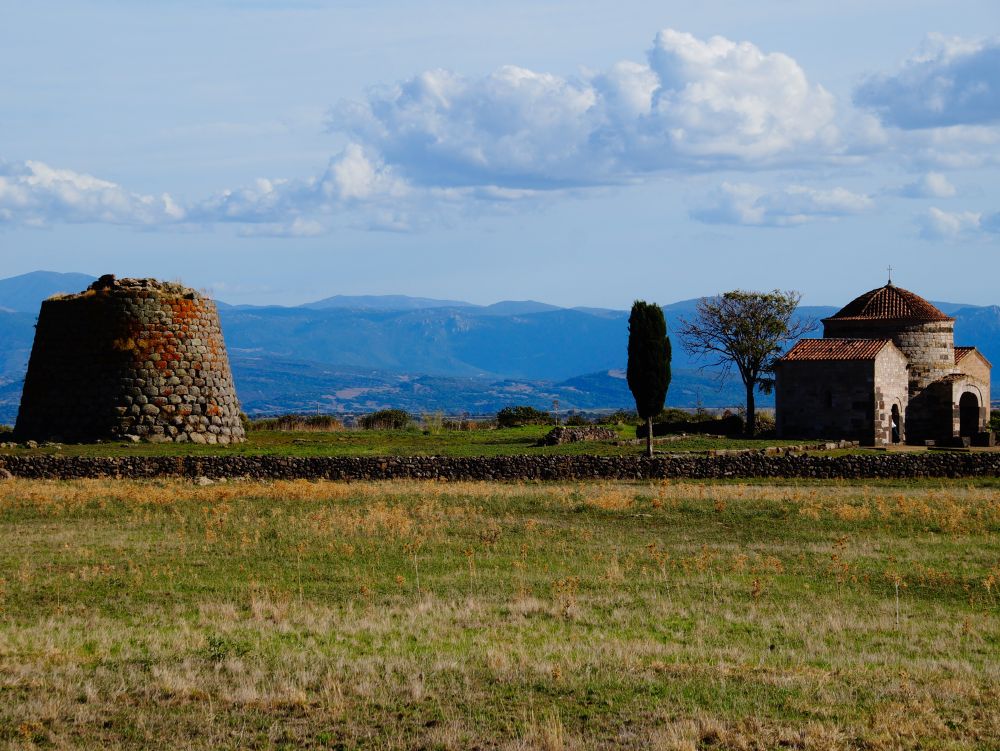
775, 281, 991, 446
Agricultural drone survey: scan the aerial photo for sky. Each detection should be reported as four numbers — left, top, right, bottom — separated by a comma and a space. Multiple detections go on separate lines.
1, 0, 998, 308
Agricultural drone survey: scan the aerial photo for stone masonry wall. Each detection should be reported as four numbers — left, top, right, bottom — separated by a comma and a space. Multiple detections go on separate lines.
954, 352, 992, 436
14, 276, 245, 444
822, 318, 968, 443
823, 319, 956, 392
907, 380, 956, 444
873, 345, 910, 445
948, 376, 990, 437
958, 351, 991, 386
1, 452, 999, 481
776, 360, 878, 443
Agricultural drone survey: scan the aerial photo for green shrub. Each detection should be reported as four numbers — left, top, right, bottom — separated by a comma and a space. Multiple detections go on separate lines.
991, 410, 1000, 431
248, 416, 279, 431
564, 414, 591, 426
754, 411, 777, 434
247, 414, 343, 432
442, 418, 488, 431
358, 409, 412, 430
496, 406, 555, 428
596, 409, 639, 425
654, 407, 694, 423
421, 411, 445, 434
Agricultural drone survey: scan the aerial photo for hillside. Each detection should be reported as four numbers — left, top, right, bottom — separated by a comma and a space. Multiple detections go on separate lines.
217, 306, 630, 380
0, 271, 97, 313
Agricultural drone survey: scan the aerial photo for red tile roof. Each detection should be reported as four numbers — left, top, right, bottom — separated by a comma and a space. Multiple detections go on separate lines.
781, 338, 893, 362
825, 283, 951, 323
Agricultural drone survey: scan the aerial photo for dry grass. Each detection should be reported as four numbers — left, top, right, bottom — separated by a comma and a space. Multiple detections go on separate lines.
0, 478, 998, 749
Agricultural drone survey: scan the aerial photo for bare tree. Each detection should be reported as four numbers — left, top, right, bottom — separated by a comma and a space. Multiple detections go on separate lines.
678, 290, 815, 436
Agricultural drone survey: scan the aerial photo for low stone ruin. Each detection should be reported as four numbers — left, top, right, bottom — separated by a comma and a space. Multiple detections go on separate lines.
537, 426, 618, 446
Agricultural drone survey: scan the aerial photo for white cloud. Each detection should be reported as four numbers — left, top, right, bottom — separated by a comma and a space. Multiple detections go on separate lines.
0, 146, 544, 236
189, 144, 416, 232
10, 30, 995, 239
896, 125, 1000, 170
897, 172, 957, 199
330, 29, 839, 188
919, 206, 1000, 240
855, 35, 1000, 129
692, 182, 873, 227
0, 159, 184, 227
237, 217, 327, 238
851, 37, 1000, 170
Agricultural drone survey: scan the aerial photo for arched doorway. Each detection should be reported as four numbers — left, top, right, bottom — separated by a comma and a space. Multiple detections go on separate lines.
890, 404, 901, 444
959, 392, 980, 438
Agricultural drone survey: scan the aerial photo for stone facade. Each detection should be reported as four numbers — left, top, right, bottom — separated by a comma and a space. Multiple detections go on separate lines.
776, 283, 991, 446
873, 343, 911, 444
824, 319, 955, 392
775, 341, 908, 445
14, 275, 245, 444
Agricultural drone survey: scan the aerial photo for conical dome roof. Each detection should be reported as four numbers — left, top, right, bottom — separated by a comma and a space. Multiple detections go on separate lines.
825, 283, 952, 323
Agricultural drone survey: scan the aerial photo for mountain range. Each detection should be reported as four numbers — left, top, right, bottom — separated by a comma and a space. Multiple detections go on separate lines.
0, 270, 997, 423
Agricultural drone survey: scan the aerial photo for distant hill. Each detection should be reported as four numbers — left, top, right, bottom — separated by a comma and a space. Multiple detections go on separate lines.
0, 309, 40, 423
219, 306, 630, 381
0, 271, 96, 313
931, 300, 986, 316
302, 294, 475, 311
953, 305, 1000, 369
0, 271, 994, 422
302, 295, 564, 317
228, 357, 747, 417
477, 300, 563, 316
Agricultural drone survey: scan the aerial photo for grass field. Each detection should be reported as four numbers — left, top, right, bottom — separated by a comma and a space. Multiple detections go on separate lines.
1, 477, 998, 749
0, 426, 826, 459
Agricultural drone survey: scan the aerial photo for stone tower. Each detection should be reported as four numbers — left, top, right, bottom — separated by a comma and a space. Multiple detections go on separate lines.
14, 275, 245, 444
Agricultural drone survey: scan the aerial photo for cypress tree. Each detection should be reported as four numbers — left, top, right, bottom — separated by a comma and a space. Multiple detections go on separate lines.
627, 301, 671, 457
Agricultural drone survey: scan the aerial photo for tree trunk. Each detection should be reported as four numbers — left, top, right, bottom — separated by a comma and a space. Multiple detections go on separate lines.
646, 416, 653, 457
745, 382, 756, 437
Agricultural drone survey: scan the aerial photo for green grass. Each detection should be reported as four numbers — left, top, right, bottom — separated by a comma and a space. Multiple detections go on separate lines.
0, 425, 819, 458
0, 477, 997, 749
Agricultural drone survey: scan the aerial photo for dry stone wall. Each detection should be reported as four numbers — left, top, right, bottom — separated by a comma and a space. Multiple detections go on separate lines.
2, 452, 999, 481
14, 276, 245, 444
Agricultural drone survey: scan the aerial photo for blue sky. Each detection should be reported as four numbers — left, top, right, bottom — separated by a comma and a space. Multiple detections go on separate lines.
1, 0, 998, 307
